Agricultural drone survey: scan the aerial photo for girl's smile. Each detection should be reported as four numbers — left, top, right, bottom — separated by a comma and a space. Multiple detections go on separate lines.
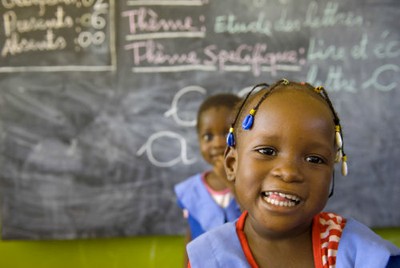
262, 191, 301, 208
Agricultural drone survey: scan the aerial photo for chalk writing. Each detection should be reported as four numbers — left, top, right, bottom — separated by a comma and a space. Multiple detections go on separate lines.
2, 29, 67, 57
132, 64, 216, 73
350, 33, 368, 60
120, 0, 400, 96
138, 85, 208, 167
307, 37, 346, 61
136, 130, 197, 167
204, 44, 300, 76
214, 13, 273, 36
307, 64, 357, 92
362, 64, 399, 92
373, 31, 400, 59
164, 85, 206, 127
122, 8, 201, 34
307, 63, 400, 93
127, 0, 206, 6
3, 8, 74, 36
1, 0, 82, 16
274, 9, 301, 32
125, 40, 303, 76
0, 0, 116, 72
214, 1, 364, 36
126, 32, 205, 41
124, 40, 200, 65
304, 2, 363, 28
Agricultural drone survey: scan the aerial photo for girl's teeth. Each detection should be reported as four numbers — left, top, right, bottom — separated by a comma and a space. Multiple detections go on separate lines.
262, 191, 300, 207
277, 192, 300, 202
264, 196, 297, 207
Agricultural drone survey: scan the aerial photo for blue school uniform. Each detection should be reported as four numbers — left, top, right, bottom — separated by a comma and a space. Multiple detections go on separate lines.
174, 172, 241, 239
187, 211, 400, 268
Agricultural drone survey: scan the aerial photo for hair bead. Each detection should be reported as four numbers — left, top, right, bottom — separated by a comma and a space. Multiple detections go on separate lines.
314, 86, 323, 93
226, 127, 235, 147
242, 108, 256, 130
282, 79, 289, 85
335, 125, 343, 148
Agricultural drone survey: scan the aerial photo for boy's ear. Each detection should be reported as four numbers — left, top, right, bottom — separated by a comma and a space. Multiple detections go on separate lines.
224, 146, 238, 182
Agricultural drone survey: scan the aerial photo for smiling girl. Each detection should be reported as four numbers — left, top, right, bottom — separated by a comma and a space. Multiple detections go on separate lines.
187, 79, 400, 268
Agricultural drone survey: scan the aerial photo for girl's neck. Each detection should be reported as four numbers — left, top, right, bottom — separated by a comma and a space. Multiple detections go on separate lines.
203, 171, 228, 191
244, 218, 315, 268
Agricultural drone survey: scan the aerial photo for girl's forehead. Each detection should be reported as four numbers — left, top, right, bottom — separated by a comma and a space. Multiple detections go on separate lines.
237, 88, 336, 139
250, 87, 332, 114
243, 92, 336, 145
201, 106, 232, 118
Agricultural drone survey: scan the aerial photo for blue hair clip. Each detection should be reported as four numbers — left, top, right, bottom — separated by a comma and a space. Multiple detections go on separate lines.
242, 109, 256, 130
226, 127, 235, 147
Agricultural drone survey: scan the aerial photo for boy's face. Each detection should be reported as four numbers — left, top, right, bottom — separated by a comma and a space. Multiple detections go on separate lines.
225, 89, 336, 237
198, 106, 232, 167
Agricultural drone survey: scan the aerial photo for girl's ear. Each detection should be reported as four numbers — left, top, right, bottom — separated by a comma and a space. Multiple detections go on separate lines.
224, 146, 238, 182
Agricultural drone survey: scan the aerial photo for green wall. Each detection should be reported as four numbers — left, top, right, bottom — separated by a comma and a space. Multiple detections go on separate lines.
0, 230, 399, 268
0, 235, 185, 268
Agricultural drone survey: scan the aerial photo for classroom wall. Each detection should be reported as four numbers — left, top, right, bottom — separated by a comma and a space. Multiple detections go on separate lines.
0, 235, 185, 268
1, 230, 400, 268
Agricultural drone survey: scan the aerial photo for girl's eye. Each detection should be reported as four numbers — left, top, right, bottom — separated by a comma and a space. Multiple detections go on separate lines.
202, 133, 213, 142
306, 156, 325, 164
257, 147, 276, 156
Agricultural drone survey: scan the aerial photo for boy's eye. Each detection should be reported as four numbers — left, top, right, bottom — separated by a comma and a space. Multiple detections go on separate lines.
306, 156, 325, 164
202, 133, 213, 142
257, 147, 276, 156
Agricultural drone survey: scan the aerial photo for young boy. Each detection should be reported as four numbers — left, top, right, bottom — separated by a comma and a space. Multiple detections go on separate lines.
174, 93, 242, 263
187, 80, 400, 267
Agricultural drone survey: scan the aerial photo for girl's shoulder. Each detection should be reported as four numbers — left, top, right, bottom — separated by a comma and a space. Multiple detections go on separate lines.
174, 172, 206, 193
187, 220, 250, 268
337, 217, 400, 267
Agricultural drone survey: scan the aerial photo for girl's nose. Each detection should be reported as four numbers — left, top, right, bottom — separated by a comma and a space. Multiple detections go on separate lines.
270, 157, 304, 183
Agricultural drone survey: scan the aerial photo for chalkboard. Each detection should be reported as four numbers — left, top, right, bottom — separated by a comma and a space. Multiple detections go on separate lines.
0, 0, 399, 240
